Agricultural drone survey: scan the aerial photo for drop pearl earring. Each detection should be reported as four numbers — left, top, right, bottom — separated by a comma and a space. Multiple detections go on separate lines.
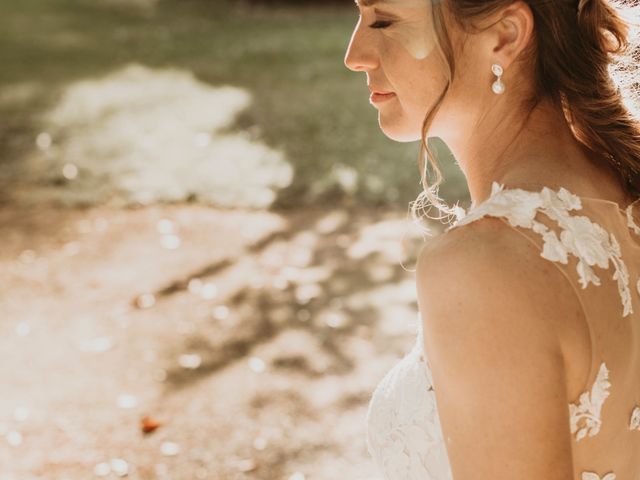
491, 63, 505, 95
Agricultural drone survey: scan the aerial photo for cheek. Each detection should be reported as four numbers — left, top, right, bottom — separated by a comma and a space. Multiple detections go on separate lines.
381, 24, 436, 60
396, 56, 447, 112
379, 2, 438, 60
386, 46, 441, 90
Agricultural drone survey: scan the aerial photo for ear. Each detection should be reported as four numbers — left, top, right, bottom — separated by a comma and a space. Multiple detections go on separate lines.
484, 0, 535, 70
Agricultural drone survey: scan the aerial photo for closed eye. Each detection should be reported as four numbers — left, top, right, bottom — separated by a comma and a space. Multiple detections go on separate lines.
369, 20, 393, 29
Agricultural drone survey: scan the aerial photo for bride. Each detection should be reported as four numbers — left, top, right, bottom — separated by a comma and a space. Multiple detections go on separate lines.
344, 1, 640, 479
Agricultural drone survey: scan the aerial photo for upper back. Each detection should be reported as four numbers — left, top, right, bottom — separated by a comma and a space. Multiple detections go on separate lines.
446, 181, 640, 479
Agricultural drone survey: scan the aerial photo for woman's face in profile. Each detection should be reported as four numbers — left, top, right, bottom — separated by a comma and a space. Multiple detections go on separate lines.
344, 0, 449, 142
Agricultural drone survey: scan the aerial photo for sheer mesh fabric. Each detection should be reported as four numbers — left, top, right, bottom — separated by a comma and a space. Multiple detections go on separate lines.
366, 182, 640, 480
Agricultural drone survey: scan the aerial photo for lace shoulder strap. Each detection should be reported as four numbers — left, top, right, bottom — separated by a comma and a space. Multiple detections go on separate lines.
446, 181, 634, 318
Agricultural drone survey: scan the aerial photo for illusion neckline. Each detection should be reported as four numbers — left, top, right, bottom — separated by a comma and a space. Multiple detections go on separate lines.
474, 181, 640, 215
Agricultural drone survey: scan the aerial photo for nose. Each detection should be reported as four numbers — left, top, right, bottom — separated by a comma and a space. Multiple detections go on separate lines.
344, 20, 378, 72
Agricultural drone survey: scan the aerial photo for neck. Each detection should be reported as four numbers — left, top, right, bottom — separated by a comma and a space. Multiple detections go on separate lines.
439, 96, 627, 207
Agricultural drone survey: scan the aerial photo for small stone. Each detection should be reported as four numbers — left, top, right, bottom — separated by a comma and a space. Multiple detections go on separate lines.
62, 163, 78, 180
93, 462, 111, 476
201, 283, 218, 300
253, 437, 268, 450
110, 458, 129, 477
237, 458, 257, 472
249, 357, 266, 373
179, 353, 202, 369
6, 431, 22, 446
160, 234, 181, 250
136, 293, 156, 309
188, 278, 203, 294
117, 394, 138, 409
36, 132, 52, 150
324, 311, 347, 329
160, 441, 180, 456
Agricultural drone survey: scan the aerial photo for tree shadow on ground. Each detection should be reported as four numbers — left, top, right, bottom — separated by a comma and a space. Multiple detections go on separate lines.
151, 205, 432, 391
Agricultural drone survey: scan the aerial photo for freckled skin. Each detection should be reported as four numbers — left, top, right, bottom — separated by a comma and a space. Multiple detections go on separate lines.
345, 1, 629, 216
374, 0, 439, 60
344, 0, 446, 142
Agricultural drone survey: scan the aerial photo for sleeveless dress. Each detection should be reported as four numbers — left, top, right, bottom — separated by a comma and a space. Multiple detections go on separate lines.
366, 181, 640, 480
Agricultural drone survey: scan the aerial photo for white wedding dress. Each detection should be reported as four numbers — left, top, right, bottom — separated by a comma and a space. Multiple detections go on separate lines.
366, 182, 640, 480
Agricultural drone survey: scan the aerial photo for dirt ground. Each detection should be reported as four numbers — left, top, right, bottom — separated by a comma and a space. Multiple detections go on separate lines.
1, 200, 438, 479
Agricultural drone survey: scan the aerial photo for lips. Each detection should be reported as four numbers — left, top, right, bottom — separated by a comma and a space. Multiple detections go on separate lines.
369, 88, 394, 95
369, 91, 396, 104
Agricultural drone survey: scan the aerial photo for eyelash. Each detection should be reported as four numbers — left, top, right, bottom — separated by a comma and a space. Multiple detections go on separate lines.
368, 20, 393, 29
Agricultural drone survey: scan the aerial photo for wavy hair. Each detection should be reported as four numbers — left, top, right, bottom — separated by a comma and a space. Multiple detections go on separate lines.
410, 0, 640, 230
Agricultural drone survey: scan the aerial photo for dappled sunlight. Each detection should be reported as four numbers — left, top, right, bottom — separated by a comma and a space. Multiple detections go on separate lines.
348, 217, 424, 264
0, 2, 453, 478
0, 202, 433, 478
9, 63, 293, 208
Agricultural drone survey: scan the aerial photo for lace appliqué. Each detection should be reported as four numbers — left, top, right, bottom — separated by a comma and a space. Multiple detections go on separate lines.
366, 320, 453, 480
581, 471, 616, 480
569, 362, 611, 441
626, 204, 640, 236
629, 406, 640, 430
448, 182, 633, 317
625, 205, 640, 303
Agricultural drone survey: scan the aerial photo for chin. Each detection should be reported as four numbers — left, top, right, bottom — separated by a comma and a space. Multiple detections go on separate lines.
379, 122, 422, 142
378, 109, 423, 142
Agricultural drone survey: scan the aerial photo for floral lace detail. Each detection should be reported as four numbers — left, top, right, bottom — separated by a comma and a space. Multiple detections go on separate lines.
569, 362, 611, 441
366, 182, 638, 478
629, 406, 640, 431
625, 203, 640, 308
448, 182, 633, 317
581, 471, 616, 480
626, 204, 640, 236
366, 321, 453, 480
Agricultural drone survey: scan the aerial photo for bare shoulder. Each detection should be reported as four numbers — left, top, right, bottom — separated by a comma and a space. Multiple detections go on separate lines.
414, 216, 577, 479
415, 215, 583, 352
417, 215, 549, 292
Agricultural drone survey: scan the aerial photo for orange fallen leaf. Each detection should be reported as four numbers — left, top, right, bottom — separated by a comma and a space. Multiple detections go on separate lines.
141, 415, 162, 434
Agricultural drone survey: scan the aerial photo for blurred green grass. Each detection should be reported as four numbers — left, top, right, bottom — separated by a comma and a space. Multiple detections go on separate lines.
0, 0, 468, 209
